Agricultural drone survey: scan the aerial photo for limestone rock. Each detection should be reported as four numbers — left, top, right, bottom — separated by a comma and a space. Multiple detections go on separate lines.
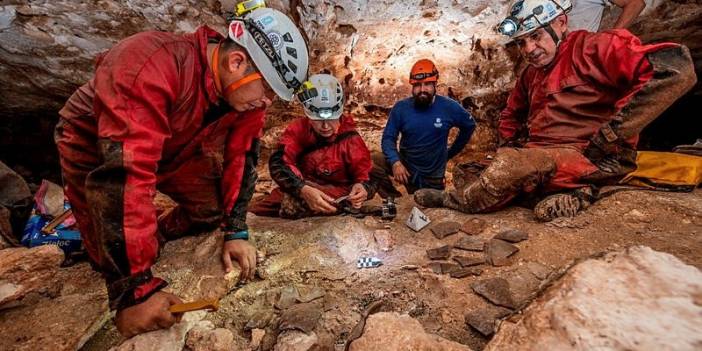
460, 218, 487, 235
151, 234, 241, 302
470, 278, 515, 309
453, 255, 486, 267
279, 301, 323, 334
450, 267, 483, 279
185, 326, 235, 351
112, 312, 209, 351
0, 262, 108, 351
274, 331, 318, 351
454, 236, 486, 252
348, 312, 472, 351
465, 304, 512, 336
427, 245, 452, 260
493, 228, 528, 243
484, 239, 519, 266
487, 246, 702, 351
431, 221, 462, 239
0, 245, 64, 308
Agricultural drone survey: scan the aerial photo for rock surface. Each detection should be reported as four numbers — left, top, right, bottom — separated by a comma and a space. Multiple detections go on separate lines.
431, 221, 462, 239
486, 246, 702, 351
0, 245, 64, 308
460, 218, 487, 236
348, 312, 472, 351
484, 239, 519, 266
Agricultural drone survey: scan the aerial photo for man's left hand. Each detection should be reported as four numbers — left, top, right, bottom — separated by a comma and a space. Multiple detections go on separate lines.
348, 183, 368, 209
222, 239, 257, 282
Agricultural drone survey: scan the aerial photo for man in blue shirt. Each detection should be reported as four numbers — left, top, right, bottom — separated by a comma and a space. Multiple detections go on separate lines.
372, 59, 476, 198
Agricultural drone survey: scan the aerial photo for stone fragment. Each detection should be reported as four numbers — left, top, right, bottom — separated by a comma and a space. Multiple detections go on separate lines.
245, 309, 273, 330
440, 263, 461, 275
486, 247, 702, 351
296, 286, 325, 303
113, 312, 209, 351
250, 328, 265, 350
185, 326, 235, 351
274, 331, 318, 351
526, 261, 552, 280
453, 255, 486, 267
465, 305, 512, 336
485, 239, 519, 266
348, 312, 471, 351
493, 228, 528, 243
276, 286, 300, 310
0, 245, 64, 308
427, 262, 443, 274
471, 278, 516, 309
430, 221, 461, 239
373, 229, 394, 251
460, 217, 487, 235
450, 267, 483, 278
426, 245, 451, 260
453, 236, 485, 252
406, 207, 431, 232
279, 301, 323, 334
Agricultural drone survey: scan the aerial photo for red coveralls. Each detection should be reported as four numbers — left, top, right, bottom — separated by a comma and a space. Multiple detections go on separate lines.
497, 29, 676, 186
55, 26, 264, 310
447, 29, 687, 214
250, 115, 373, 217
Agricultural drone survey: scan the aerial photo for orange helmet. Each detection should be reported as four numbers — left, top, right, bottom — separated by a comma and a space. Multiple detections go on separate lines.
409, 59, 439, 85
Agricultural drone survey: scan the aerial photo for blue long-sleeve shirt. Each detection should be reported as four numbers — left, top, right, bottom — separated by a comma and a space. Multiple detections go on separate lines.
381, 95, 476, 186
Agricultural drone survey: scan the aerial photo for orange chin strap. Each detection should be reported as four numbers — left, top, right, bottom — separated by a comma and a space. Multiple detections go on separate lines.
211, 42, 263, 97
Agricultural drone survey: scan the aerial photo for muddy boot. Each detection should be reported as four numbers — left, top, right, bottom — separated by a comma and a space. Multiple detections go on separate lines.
413, 189, 445, 208
533, 188, 593, 222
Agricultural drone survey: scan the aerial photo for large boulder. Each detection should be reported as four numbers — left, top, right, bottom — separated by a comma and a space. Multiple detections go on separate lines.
348, 312, 472, 351
486, 246, 702, 351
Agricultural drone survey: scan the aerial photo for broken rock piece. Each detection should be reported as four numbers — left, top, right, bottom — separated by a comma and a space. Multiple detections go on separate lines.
296, 286, 326, 303
485, 239, 519, 266
276, 286, 301, 310
279, 301, 323, 334
453, 255, 486, 267
470, 277, 516, 309
450, 267, 483, 278
406, 207, 431, 232
348, 312, 471, 351
454, 236, 486, 252
465, 304, 512, 336
460, 217, 487, 235
430, 221, 461, 239
493, 228, 528, 243
426, 245, 451, 260
185, 326, 235, 351
0, 245, 64, 308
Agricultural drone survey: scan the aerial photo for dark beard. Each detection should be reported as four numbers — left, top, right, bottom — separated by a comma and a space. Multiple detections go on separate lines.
413, 93, 433, 109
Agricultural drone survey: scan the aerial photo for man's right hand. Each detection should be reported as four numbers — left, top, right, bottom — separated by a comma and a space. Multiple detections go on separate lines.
392, 161, 410, 185
300, 185, 337, 214
115, 291, 183, 338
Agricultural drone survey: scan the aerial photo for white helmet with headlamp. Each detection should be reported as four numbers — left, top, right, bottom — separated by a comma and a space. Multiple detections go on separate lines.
497, 0, 572, 42
226, 0, 310, 101
301, 74, 344, 121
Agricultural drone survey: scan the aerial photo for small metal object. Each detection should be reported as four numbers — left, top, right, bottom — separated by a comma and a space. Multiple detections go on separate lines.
381, 197, 397, 220
334, 195, 350, 204
168, 299, 219, 314
235, 0, 266, 16
357, 257, 383, 269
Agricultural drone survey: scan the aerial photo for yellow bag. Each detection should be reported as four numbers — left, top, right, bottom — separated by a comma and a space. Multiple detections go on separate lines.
621, 151, 702, 190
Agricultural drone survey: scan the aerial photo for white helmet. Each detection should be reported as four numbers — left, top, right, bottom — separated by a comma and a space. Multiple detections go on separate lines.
497, 0, 572, 40
301, 74, 344, 120
227, 3, 309, 101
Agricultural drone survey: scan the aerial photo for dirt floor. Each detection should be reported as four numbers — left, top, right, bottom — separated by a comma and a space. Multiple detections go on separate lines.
79, 185, 702, 351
